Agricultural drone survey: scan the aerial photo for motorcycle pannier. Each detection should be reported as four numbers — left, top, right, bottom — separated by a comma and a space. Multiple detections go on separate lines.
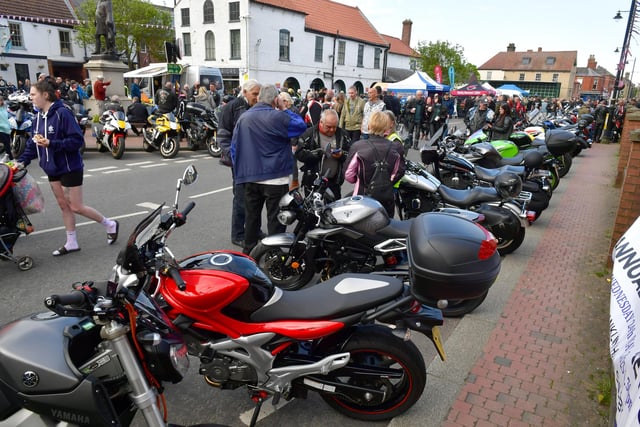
545, 129, 577, 156
407, 212, 501, 302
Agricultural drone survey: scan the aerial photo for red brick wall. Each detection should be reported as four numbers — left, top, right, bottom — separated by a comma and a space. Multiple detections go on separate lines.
610, 108, 640, 263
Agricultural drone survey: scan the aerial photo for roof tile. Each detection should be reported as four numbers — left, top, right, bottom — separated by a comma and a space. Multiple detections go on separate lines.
479, 49, 577, 71
1, 0, 77, 23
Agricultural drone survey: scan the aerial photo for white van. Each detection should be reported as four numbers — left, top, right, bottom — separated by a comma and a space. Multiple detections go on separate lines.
184, 66, 224, 97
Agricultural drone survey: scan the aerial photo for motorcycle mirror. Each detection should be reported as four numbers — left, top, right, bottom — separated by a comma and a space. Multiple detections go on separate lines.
174, 165, 198, 209
182, 165, 198, 185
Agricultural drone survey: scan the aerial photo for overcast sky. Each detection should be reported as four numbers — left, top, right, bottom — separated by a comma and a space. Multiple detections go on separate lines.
336, 0, 638, 82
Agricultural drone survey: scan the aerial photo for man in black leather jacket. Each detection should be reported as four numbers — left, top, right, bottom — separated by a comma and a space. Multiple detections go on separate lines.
295, 109, 351, 199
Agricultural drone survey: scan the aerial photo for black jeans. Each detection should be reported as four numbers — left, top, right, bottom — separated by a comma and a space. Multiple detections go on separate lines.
231, 180, 246, 241
0, 132, 12, 159
243, 182, 288, 253
345, 129, 361, 143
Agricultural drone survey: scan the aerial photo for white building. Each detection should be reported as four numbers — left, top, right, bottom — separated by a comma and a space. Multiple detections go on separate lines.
173, 0, 417, 94
0, 0, 88, 86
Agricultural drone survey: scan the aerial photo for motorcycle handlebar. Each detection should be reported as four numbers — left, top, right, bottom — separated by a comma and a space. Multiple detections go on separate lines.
181, 201, 196, 217
168, 266, 187, 291
44, 290, 86, 308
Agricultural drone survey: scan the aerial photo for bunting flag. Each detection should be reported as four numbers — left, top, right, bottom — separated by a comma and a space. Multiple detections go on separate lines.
0, 14, 172, 30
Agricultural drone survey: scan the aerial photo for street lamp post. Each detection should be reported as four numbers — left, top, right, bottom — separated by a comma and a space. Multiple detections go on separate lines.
612, 1, 639, 101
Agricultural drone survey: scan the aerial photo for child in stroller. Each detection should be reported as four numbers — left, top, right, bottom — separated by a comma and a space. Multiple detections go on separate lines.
0, 163, 34, 270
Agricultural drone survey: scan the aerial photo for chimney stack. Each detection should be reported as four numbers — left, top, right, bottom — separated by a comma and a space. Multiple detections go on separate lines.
401, 19, 412, 46
587, 54, 597, 70
507, 43, 516, 52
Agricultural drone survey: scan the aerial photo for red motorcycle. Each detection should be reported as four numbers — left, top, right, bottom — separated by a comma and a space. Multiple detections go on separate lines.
126, 166, 500, 425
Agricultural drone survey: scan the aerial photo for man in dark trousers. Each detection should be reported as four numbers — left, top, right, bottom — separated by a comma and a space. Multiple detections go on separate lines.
126, 96, 149, 136
218, 79, 261, 247
231, 84, 307, 254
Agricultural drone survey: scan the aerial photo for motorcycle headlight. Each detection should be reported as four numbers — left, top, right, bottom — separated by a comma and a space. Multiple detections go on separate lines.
277, 210, 297, 226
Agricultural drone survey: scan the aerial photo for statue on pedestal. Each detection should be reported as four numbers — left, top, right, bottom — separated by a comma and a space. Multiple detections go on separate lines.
92, 0, 116, 56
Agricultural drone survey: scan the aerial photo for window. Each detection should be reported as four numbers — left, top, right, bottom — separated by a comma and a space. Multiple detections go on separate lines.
592, 79, 599, 90
552, 73, 559, 82
230, 29, 241, 59
139, 41, 148, 53
535, 73, 541, 81
8, 22, 23, 48
205, 31, 215, 60
357, 44, 364, 67
486, 71, 492, 79
279, 29, 290, 61
203, 0, 214, 23
522, 57, 531, 65
59, 30, 71, 56
373, 48, 381, 69
410, 59, 417, 71
182, 33, 191, 57
229, 2, 240, 22
180, 8, 190, 27
546, 56, 556, 65
519, 73, 525, 81
337, 41, 345, 65
314, 36, 323, 62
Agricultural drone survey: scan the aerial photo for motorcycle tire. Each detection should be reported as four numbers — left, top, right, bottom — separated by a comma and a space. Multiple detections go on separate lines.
548, 167, 560, 191
250, 242, 316, 290
319, 326, 426, 421
10, 133, 26, 158
96, 140, 109, 153
494, 223, 526, 256
142, 130, 156, 152
160, 136, 179, 159
556, 153, 572, 178
111, 134, 125, 159
207, 131, 222, 157
424, 290, 489, 317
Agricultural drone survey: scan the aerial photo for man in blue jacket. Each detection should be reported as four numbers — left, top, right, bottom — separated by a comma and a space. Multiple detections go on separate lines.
231, 84, 307, 254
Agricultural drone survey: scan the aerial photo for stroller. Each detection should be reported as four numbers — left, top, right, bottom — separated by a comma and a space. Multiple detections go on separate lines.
0, 163, 34, 270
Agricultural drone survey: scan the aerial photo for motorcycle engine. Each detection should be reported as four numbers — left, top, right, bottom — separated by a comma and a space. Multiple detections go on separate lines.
320, 242, 377, 280
200, 356, 257, 390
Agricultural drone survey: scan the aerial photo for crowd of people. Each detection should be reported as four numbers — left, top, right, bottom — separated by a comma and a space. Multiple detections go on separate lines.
2, 72, 636, 256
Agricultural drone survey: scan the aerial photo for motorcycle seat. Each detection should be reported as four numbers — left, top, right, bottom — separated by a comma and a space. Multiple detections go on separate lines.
438, 184, 500, 208
249, 273, 404, 322
378, 218, 412, 238
475, 165, 525, 183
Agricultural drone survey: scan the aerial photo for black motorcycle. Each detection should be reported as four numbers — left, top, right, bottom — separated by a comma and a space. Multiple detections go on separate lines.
177, 101, 221, 157
250, 176, 497, 317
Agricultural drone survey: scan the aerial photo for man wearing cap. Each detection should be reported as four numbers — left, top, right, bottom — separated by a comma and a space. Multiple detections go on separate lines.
93, 76, 111, 114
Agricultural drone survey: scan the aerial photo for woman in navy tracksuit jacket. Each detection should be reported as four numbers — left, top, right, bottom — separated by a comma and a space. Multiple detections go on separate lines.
19, 79, 119, 256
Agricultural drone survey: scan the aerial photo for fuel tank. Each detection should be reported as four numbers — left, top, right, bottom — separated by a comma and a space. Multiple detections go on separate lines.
326, 196, 390, 234
163, 251, 274, 322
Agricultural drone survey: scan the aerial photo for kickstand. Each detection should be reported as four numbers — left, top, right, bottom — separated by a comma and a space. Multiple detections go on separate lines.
249, 397, 264, 427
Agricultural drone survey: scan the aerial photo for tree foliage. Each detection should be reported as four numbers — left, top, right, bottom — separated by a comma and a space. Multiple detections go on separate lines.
74, 0, 174, 69
415, 40, 478, 87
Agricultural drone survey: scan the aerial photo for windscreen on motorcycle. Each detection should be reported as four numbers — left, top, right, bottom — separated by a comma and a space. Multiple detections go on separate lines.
116, 205, 164, 275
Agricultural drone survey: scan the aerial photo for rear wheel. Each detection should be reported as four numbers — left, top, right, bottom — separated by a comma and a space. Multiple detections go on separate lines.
250, 242, 315, 290
319, 326, 426, 421
424, 290, 489, 317
96, 140, 108, 152
494, 224, 526, 256
160, 135, 179, 158
111, 134, 125, 159
556, 153, 572, 178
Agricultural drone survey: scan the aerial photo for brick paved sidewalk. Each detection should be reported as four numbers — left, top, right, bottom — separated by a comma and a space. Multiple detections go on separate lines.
444, 143, 619, 426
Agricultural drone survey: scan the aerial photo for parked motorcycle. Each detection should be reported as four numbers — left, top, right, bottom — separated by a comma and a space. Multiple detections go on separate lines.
6, 91, 33, 158
176, 100, 221, 157
250, 175, 499, 316
142, 112, 181, 159
136, 166, 499, 421
396, 159, 528, 256
92, 108, 128, 159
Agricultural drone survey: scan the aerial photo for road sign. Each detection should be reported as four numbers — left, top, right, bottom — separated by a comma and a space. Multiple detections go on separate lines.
167, 63, 182, 75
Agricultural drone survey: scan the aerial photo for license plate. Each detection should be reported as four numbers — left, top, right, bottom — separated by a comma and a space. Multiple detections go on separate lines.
432, 326, 446, 361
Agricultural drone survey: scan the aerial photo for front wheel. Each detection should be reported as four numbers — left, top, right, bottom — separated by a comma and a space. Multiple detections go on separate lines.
10, 132, 26, 158
250, 242, 315, 290
319, 326, 426, 421
556, 153, 572, 178
142, 129, 156, 152
160, 136, 179, 159
111, 134, 126, 159
207, 131, 221, 157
